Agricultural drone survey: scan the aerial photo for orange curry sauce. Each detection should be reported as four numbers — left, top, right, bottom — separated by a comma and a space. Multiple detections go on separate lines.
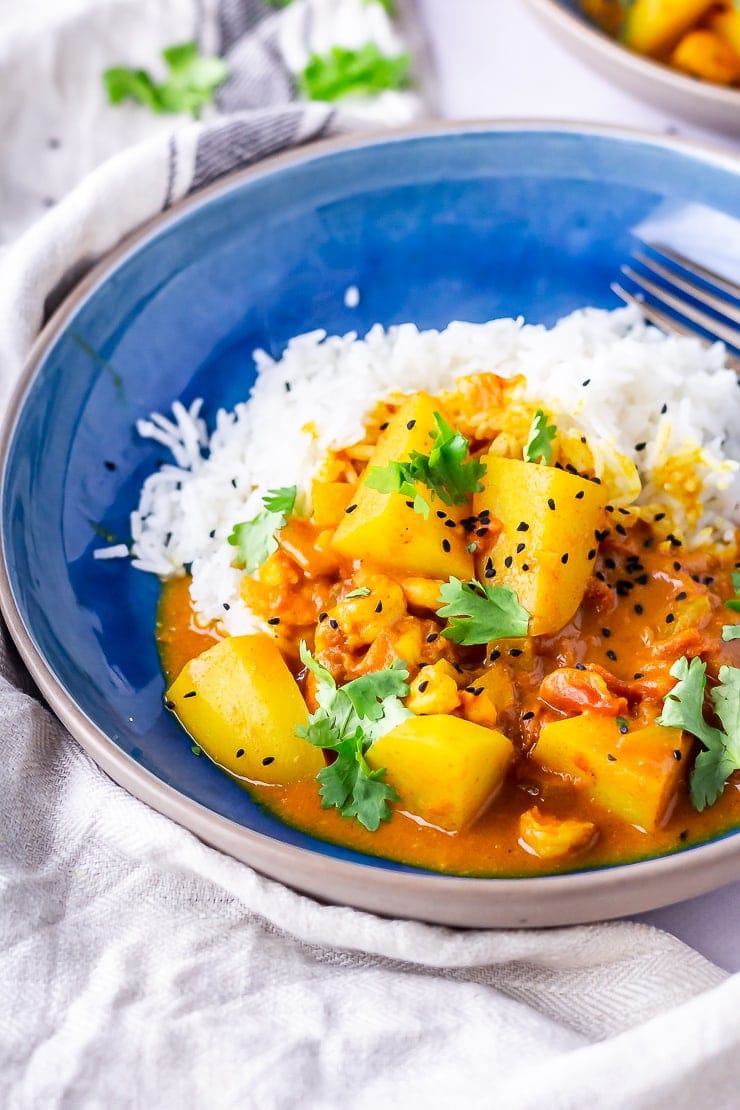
156, 383, 740, 878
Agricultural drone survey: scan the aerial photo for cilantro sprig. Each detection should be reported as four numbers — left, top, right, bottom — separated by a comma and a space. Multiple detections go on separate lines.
298, 43, 410, 102
437, 577, 531, 645
657, 656, 740, 811
104, 42, 228, 117
523, 410, 557, 465
366, 412, 486, 519
296, 644, 411, 830
228, 486, 296, 574
722, 572, 740, 641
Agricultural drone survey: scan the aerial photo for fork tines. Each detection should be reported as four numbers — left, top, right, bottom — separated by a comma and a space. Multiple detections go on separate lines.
612, 242, 740, 358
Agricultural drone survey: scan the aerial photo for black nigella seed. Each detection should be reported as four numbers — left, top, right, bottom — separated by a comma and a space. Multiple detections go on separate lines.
164, 699, 175, 710
329, 618, 339, 630
319, 611, 328, 622
517, 522, 530, 532
231, 478, 237, 489
236, 748, 245, 758
673, 561, 682, 572
561, 553, 569, 565
615, 524, 627, 537
375, 601, 383, 613
209, 530, 216, 539
601, 627, 611, 638
575, 662, 586, 670
445, 518, 456, 528
284, 381, 291, 393
673, 750, 682, 761
418, 680, 429, 693
345, 504, 358, 514
522, 563, 530, 572
666, 613, 675, 624
406, 419, 416, 430
485, 565, 496, 578
619, 508, 630, 516
587, 549, 596, 560
262, 756, 275, 766
634, 603, 644, 615
606, 505, 614, 513
509, 648, 523, 657
223, 602, 231, 611
522, 711, 535, 721
634, 672, 643, 679
406, 500, 415, 509
591, 476, 602, 484
635, 442, 646, 452
582, 378, 591, 387
575, 490, 585, 500
606, 649, 618, 661
436, 509, 447, 519
607, 754, 617, 762
476, 527, 488, 538
504, 555, 513, 568
516, 543, 526, 554
661, 403, 668, 415
426, 632, 439, 643
595, 571, 606, 582
442, 539, 451, 553
635, 574, 649, 586
676, 591, 687, 601
490, 649, 501, 662
704, 576, 714, 585
654, 512, 666, 522
267, 617, 280, 625
547, 498, 556, 511
379, 421, 389, 431
565, 464, 579, 475
616, 580, 634, 596
183, 691, 197, 699
668, 535, 682, 548
595, 529, 610, 542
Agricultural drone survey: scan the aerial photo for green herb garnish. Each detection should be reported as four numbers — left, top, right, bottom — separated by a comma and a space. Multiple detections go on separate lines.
657, 656, 740, 811
345, 587, 372, 599
104, 41, 228, 117
722, 573, 740, 640
296, 643, 411, 831
366, 412, 486, 519
228, 485, 296, 574
436, 577, 530, 646
523, 409, 557, 465
297, 43, 410, 102
616, 715, 629, 733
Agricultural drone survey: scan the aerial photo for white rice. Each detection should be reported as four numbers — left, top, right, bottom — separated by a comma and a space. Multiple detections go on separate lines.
109, 306, 739, 636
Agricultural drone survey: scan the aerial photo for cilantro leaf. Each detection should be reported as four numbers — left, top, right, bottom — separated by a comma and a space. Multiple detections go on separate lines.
657, 657, 740, 811
437, 577, 530, 645
103, 41, 228, 118
295, 644, 409, 830
523, 410, 557, 465
366, 411, 485, 518
725, 571, 740, 613
298, 44, 411, 102
345, 587, 372, 599
722, 625, 740, 641
227, 485, 297, 574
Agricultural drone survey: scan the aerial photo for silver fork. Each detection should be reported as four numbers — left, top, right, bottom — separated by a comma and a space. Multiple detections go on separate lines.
611, 242, 740, 371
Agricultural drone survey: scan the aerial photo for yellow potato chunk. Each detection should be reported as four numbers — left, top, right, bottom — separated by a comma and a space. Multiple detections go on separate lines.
473, 455, 606, 636
671, 29, 740, 84
623, 0, 716, 56
311, 480, 356, 528
166, 635, 323, 785
406, 660, 461, 715
519, 806, 597, 861
331, 392, 474, 580
368, 714, 514, 832
530, 714, 691, 830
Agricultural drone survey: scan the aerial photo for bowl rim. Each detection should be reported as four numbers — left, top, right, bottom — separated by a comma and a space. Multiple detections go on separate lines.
526, 0, 740, 109
2, 118, 740, 927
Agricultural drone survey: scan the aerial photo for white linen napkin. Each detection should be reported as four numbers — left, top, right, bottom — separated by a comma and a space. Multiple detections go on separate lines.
1, 2, 739, 1106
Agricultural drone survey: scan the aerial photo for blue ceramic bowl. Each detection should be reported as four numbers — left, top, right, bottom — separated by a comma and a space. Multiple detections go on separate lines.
527, 0, 740, 137
2, 123, 740, 926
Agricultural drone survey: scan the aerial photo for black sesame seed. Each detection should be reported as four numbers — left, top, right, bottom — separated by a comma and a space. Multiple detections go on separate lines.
661, 403, 668, 414
522, 711, 535, 721
595, 529, 610, 542
605, 558, 616, 570
704, 576, 714, 586
406, 419, 416, 430
489, 650, 501, 662
223, 602, 231, 611
209, 530, 216, 539
262, 756, 275, 766
164, 699, 175, 710
601, 627, 611, 638
591, 476, 602, 485
679, 830, 688, 842
561, 553, 569, 565
575, 663, 587, 671
634, 604, 644, 615
666, 613, 675, 624
673, 561, 682, 572
615, 524, 627, 537
231, 478, 238, 489
582, 378, 591, 387
634, 672, 643, 679
436, 510, 447, 519
517, 522, 530, 532
547, 498, 556, 511
236, 748, 245, 758
587, 549, 596, 560
575, 490, 585, 500
516, 542, 526, 554
607, 754, 617, 762
654, 512, 666, 522
442, 539, 451, 553
522, 562, 531, 572
643, 538, 655, 549
635, 442, 646, 452
418, 680, 429, 693
676, 591, 687, 601
485, 565, 496, 579
375, 600, 383, 614
329, 618, 339, 630
635, 574, 649, 586
267, 617, 280, 625
345, 504, 358, 514
284, 381, 291, 393
595, 572, 606, 582
319, 612, 328, 623
445, 518, 457, 528
379, 421, 389, 431
673, 749, 682, 761
509, 648, 523, 657
504, 555, 513, 568
426, 633, 439, 643
606, 649, 617, 661
406, 500, 415, 509
619, 507, 630, 516
183, 691, 197, 699
476, 527, 488, 538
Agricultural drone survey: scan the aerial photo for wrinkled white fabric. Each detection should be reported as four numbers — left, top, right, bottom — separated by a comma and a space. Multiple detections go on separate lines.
1, 2, 739, 1107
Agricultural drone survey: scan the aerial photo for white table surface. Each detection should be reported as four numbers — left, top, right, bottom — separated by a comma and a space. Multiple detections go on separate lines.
417, 0, 740, 971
